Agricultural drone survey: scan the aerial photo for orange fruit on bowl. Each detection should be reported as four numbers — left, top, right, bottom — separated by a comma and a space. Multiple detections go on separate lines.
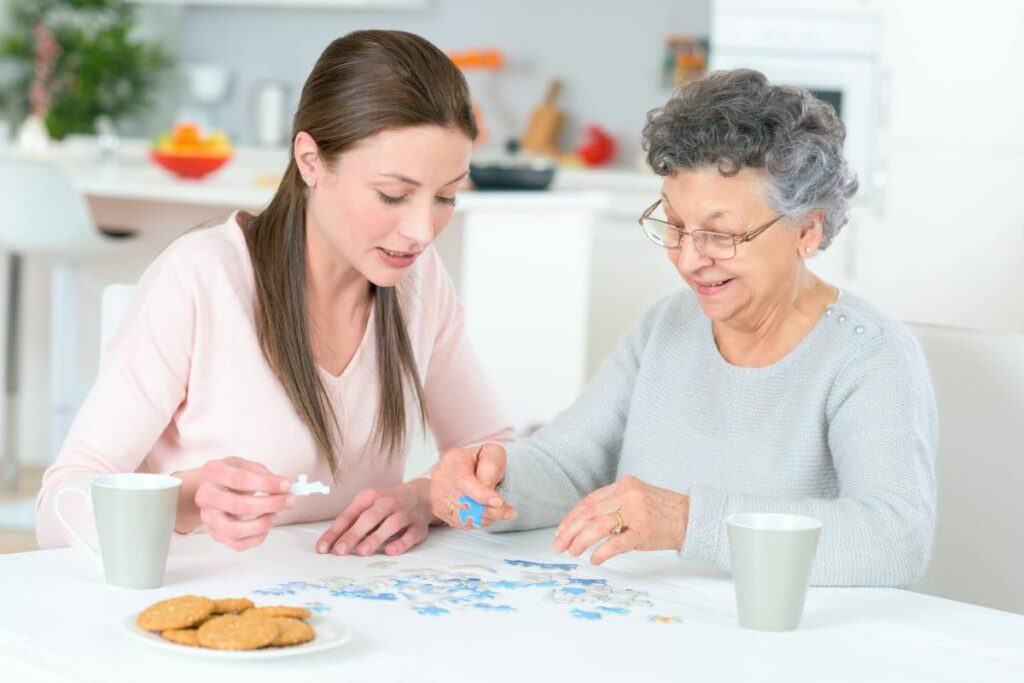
170, 122, 202, 147
151, 123, 233, 179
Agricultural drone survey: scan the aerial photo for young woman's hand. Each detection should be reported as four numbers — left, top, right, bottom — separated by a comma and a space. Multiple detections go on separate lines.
175, 456, 295, 551
429, 443, 516, 528
316, 478, 434, 557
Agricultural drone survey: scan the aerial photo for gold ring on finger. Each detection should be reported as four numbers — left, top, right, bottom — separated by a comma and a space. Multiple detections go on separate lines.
611, 510, 625, 535
448, 502, 456, 521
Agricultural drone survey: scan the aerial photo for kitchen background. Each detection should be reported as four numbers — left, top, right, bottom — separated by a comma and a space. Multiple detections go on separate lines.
179, 0, 710, 165
2, 0, 712, 163
0, 0, 1022, 613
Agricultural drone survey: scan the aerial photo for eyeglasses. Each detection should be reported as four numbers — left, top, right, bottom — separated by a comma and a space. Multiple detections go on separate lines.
638, 199, 784, 260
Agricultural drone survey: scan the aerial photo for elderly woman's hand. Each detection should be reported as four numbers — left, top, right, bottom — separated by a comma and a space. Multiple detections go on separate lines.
553, 475, 689, 565
430, 443, 517, 528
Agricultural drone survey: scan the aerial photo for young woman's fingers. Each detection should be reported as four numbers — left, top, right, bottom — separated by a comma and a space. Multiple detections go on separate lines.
383, 524, 428, 556
353, 511, 412, 556
331, 497, 398, 555
204, 509, 277, 545
203, 459, 291, 495
224, 532, 272, 553
316, 489, 380, 553
196, 483, 293, 518
222, 457, 273, 476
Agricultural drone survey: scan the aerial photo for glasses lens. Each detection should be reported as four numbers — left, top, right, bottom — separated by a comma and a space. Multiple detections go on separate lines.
641, 218, 673, 246
693, 231, 737, 259
641, 202, 682, 247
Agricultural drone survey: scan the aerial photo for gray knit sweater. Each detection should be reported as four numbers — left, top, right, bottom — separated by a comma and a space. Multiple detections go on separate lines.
490, 289, 938, 587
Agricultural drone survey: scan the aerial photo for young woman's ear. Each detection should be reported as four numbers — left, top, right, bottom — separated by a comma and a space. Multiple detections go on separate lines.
293, 131, 319, 187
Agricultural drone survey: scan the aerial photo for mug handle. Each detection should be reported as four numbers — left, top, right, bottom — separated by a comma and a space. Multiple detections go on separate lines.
53, 486, 103, 571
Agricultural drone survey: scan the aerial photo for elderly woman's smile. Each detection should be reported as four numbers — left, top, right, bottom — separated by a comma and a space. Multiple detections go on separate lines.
660, 165, 811, 329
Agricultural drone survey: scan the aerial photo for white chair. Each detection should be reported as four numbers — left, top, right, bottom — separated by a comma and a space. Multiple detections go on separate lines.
909, 322, 1024, 614
0, 159, 130, 491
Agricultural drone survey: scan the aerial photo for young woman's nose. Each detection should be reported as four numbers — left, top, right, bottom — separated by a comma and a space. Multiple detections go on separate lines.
398, 203, 435, 246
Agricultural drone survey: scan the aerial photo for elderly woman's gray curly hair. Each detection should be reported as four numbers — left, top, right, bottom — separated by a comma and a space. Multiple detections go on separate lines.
643, 69, 858, 251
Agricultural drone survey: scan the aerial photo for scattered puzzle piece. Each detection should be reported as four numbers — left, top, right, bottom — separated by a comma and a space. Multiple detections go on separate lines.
648, 615, 682, 624
290, 474, 330, 496
504, 559, 578, 571
456, 495, 485, 528
570, 609, 602, 620
254, 557, 677, 623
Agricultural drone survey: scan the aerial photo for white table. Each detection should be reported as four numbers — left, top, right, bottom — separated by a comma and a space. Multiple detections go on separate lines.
2, 524, 1022, 682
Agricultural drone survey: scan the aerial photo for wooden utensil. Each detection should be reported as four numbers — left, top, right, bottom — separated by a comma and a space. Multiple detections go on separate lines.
520, 79, 564, 156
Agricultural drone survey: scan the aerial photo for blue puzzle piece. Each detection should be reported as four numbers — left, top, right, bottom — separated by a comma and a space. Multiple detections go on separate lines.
569, 578, 607, 586
570, 609, 602, 620
413, 606, 450, 616
596, 606, 630, 615
457, 495, 485, 528
504, 559, 578, 571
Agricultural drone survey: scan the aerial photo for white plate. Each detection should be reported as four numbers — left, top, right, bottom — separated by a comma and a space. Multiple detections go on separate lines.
123, 613, 352, 660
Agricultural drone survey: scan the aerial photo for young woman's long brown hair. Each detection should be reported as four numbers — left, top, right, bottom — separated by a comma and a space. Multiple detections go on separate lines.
243, 30, 477, 474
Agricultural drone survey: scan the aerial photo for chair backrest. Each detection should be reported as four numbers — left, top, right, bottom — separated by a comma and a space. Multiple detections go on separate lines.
100, 284, 137, 360
0, 159, 101, 254
909, 322, 1024, 614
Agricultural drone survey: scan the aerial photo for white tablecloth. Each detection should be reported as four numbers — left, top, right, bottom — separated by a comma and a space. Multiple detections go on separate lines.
2, 524, 1022, 682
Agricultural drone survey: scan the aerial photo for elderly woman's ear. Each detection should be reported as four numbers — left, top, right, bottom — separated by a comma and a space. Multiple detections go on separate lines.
798, 210, 826, 257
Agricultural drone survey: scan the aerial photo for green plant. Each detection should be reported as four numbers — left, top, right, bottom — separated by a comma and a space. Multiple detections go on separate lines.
0, 0, 171, 139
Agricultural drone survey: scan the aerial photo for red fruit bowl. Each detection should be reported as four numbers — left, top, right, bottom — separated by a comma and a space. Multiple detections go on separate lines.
150, 151, 232, 179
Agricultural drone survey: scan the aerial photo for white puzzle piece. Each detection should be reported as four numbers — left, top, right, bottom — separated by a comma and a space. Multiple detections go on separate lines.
290, 474, 330, 496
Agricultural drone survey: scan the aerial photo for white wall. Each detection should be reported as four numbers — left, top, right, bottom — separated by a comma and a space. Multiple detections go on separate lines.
122, 4, 187, 138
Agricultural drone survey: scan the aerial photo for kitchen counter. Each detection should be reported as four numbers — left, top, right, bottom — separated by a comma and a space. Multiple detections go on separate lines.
2, 136, 657, 218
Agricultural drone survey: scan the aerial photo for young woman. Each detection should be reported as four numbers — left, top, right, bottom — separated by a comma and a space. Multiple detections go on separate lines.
37, 30, 514, 557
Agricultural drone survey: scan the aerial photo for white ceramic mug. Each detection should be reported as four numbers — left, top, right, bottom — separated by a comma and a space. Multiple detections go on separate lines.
54, 473, 181, 589
726, 512, 823, 631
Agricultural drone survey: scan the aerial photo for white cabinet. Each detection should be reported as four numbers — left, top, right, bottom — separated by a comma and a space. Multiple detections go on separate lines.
434, 193, 607, 434
860, 149, 1024, 332
879, 2, 1024, 148
867, 1, 1024, 332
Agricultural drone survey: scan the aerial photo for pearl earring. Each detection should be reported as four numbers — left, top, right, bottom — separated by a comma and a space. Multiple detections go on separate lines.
804, 246, 812, 254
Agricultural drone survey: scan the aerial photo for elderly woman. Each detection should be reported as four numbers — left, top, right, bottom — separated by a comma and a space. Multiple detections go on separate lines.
429, 69, 937, 587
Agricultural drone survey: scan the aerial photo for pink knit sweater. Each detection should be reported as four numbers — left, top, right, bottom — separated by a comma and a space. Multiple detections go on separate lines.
36, 213, 514, 548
